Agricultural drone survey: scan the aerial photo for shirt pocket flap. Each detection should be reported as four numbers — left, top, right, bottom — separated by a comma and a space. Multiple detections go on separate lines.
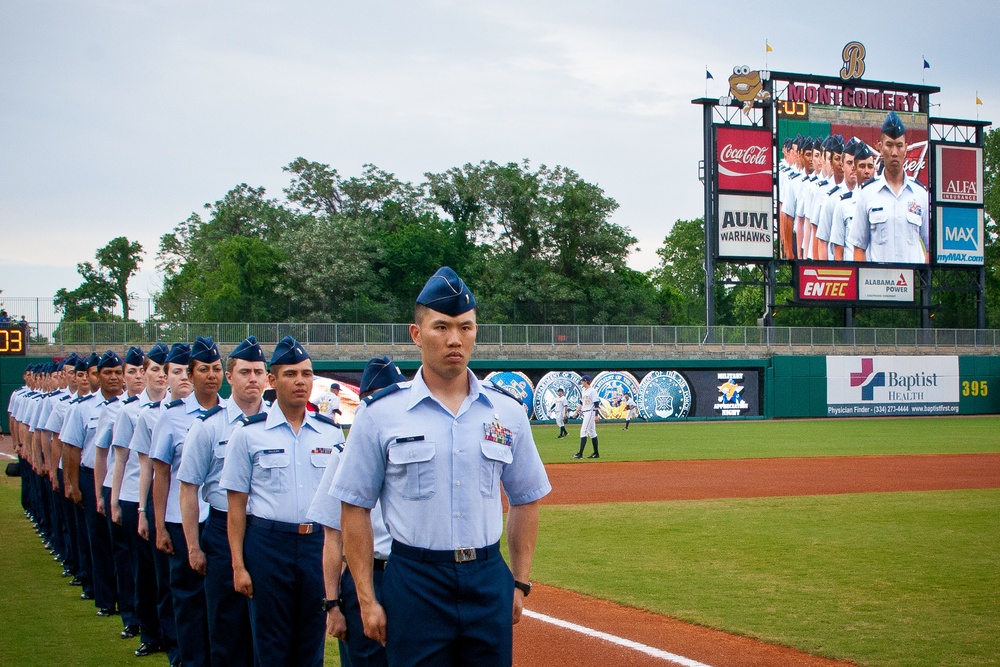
480, 441, 513, 464
388, 442, 435, 465
869, 208, 888, 224
258, 452, 290, 468
906, 211, 922, 226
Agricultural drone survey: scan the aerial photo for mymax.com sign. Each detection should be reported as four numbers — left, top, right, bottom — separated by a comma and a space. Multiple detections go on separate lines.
826, 355, 959, 417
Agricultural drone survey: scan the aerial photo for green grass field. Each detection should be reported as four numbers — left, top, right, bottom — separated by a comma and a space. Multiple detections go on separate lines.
2, 416, 997, 666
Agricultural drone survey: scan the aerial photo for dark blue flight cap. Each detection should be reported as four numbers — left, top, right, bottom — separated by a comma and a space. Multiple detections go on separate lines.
270, 336, 310, 367
74, 357, 90, 373
87, 353, 100, 369
124, 346, 144, 367
147, 343, 170, 365
882, 111, 906, 139
98, 350, 124, 369
61, 353, 79, 369
229, 336, 265, 362
782, 138, 792, 150
190, 336, 221, 364
416, 267, 476, 317
854, 142, 875, 161
794, 133, 804, 147
843, 137, 858, 155
826, 134, 845, 154
165, 343, 191, 366
360, 356, 406, 395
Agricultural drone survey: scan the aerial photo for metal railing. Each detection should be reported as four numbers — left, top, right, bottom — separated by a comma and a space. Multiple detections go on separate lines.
20, 321, 1000, 353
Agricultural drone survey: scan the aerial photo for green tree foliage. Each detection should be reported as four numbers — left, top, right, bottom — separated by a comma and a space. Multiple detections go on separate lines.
54, 237, 144, 322
983, 127, 1000, 327
652, 218, 707, 325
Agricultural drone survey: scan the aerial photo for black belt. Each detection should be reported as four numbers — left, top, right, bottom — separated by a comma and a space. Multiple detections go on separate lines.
209, 507, 227, 521
373, 559, 387, 571
247, 515, 321, 535
391, 540, 500, 563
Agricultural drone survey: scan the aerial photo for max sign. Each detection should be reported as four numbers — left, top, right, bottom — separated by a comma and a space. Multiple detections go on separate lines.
716, 127, 772, 193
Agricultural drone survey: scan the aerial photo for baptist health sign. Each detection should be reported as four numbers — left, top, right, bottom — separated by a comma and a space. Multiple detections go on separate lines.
826, 356, 959, 417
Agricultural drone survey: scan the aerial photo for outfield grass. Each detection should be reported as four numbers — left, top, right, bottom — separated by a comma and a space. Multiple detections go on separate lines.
531, 415, 1000, 463
531, 490, 1000, 667
0, 474, 343, 667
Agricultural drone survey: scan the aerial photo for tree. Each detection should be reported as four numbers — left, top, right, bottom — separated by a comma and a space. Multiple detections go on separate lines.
95, 237, 143, 320
983, 127, 1000, 326
54, 237, 144, 322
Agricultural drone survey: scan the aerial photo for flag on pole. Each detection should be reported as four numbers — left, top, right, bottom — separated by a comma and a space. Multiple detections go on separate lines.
923, 57, 930, 69
766, 40, 773, 53
706, 69, 714, 80
976, 94, 983, 106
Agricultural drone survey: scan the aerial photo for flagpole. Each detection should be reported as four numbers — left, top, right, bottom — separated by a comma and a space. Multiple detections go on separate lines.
922, 55, 925, 84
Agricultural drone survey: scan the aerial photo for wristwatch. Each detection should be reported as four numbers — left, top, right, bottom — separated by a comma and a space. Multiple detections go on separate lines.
321, 598, 341, 612
513, 580, 532, 597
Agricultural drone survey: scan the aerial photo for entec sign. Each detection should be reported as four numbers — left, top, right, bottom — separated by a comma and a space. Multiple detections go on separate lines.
798, 265, 858, 301
716, 127, 772, 193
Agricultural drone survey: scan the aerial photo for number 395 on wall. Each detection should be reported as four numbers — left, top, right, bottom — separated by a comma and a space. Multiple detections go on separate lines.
961, 380, 989, 397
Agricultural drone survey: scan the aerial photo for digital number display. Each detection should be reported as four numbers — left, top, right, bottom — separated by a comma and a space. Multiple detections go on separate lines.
0, 327, 26, 356
776, 100, 809, 119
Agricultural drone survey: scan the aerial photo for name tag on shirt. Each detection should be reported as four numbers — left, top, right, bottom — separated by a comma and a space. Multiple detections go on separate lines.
261, 448, 285, 455
395, 435, 424, 444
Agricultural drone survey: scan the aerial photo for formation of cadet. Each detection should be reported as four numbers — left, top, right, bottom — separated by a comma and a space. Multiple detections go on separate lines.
778, 111, 925, 264
7, 265, 550, 667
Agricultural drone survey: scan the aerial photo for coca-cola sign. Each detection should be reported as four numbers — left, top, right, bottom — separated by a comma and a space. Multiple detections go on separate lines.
716, 127, 773, 193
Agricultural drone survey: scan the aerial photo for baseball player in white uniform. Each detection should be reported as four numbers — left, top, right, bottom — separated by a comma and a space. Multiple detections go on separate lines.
573, 375, 600, 459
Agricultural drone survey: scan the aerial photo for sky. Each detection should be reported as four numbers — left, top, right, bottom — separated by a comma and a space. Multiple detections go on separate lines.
1, 0, 996, 307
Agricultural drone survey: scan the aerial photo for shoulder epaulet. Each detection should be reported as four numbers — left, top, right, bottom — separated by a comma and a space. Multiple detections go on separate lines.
362, 383, 402, 406
60, 394, 73, 402
860, 177, 877, 189
103, 396, 120, 406
826, 185, 840, 196
485, 381, 521, 403
122, 396, 140, 405
789, 173, 800, 180
817, 179, 829, 187
147, 401, 161, 409
840, 190, 854, 200
241, 412, 268, 426
165, 399, 184, 409
311, 413, 341, 428
199, 405, 224, 421
334, 442, 344, 453
73, 394, 95, 404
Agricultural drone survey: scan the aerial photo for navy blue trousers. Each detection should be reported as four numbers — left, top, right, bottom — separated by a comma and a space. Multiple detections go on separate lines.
120, 500, 161, 645
203, 508, 253, 667
341, 564, 388, 667
146, 504, 181, 664
79, 466, 116, 610
102, 486, 138, 627
165, 521, 210, 667
244, 520, 325, 667
382, 544, 514, 667
55, 471, 78, 575
70, 484, 94, 598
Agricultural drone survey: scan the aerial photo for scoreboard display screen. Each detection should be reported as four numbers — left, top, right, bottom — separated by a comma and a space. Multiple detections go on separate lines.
0, 327, 27, 356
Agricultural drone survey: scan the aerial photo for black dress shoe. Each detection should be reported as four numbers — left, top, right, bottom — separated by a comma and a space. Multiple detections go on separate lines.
120, 625, 140, 639
134, 642, 163, 657
96, 607, 118, 617
587, 453, 600, 458
80, 591, 93, 600
70, 577, 83, 586
61, 569, 73, 577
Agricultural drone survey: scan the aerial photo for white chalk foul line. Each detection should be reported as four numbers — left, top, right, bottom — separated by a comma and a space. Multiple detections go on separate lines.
522, 609, 715, 667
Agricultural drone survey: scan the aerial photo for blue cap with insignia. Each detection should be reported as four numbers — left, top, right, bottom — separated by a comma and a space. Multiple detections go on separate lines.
98, 350, 124, 369
124, 346, 144, 367
165, 343, 191, 366
190, 336, 221, 364
87, 353, 100, 369
416, 266, 476, 317
74, 357, 89, 373
61, 353, 79, 368
826, 134, 844, 154
853, 142, 874, 161
270, 336, 310, 366
229, 336, 265, 362
147, 343, 170, 365
843, 137, 858, 155
881, 111, 906, 139
360, 356, 406, 395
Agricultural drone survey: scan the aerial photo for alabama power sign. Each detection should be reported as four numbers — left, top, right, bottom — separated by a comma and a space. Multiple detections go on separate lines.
826, 355, 959, 417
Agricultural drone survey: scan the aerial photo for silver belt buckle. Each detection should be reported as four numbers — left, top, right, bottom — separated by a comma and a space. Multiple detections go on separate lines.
454, 547, 477, 563
298, 523, 314, 535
